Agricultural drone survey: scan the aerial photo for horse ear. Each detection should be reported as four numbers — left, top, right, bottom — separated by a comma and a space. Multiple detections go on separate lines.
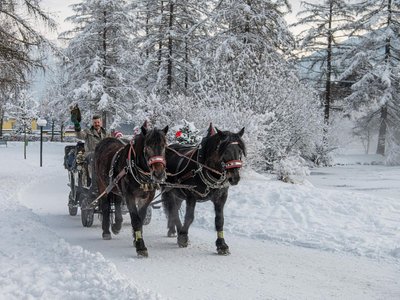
162, 125, 169, 135
207, 123, 216, 137
237, 127, 245, 137
215, 127, 225, 139
141, 121, 148, 135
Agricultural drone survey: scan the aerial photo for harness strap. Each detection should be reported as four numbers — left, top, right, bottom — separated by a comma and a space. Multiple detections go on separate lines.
106, 167, 127, 194
178, 170, 197, 183
167, 146, 224, 176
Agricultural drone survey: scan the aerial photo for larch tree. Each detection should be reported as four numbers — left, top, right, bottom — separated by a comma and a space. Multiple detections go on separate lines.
294, 0, 355, 145
132, 0, 211, 98
338, 0, 400, 159
197, 0, 323, 170
60, 0, 140, 130
0, 0, 55, 136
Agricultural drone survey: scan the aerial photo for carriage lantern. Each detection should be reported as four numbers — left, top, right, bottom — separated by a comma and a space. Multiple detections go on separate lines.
37, 118, 47, 167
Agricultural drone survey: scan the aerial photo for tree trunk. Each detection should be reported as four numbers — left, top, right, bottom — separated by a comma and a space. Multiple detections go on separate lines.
184, 23, 189, 92
51, 119, 55, 142
167, 2, 174, 95
102, 10, 108, 130
376, 105, 387, 155
158, 2, 164, 70
376, 0, 392, 156
0, 108, 3, 137
323, 1, 333, 147
60, 122, 64, 143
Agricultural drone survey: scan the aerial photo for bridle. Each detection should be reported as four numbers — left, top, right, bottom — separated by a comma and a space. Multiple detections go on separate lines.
220, 141, 243, 171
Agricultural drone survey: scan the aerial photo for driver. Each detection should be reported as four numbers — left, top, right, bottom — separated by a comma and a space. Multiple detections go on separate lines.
70, 105, 108, 198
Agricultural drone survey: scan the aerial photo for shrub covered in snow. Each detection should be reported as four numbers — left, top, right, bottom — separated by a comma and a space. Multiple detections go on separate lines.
273, 151, 311, 183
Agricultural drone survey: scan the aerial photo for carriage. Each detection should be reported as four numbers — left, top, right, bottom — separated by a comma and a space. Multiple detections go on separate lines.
63, 142, 152, 228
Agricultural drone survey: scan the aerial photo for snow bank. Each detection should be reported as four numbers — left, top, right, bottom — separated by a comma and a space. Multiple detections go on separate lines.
194, 169, 400, 260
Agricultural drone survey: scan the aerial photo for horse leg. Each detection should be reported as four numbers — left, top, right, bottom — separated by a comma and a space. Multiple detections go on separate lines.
213, 192, 230, 255
177, 197, 196, 248
101, 196, 112, 240
111, 195, 123, 235
128, 199, 148, 257
162, 191, 182, 237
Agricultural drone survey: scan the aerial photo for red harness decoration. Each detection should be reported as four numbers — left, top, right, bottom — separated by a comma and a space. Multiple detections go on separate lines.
224, 160, 243, 169
148, 156, 166, 167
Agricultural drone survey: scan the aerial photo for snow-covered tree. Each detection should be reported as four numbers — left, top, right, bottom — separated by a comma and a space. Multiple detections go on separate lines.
0, 0, 55, 90
40, 62, 71, 141
203, 0, 294, 111
192, 1, 324, 170
132, 0, 210, 98
60, 0, 140, 129
0, 0, 55, 136
338, 0, 400, 157
6, 89, 38, 134
294, 0, 355, 143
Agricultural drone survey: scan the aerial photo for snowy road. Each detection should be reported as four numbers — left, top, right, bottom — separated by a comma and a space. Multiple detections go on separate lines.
1, 142, 400, 299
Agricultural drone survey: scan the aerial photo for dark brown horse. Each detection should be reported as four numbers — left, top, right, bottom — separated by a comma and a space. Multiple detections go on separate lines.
162, 124, 245, 255
94, 122, 168, 257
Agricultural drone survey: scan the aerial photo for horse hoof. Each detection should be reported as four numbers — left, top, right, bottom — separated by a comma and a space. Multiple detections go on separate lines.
217, 248, 230, 255
167, 229, 176, 237
134, 239, 148, 256
102, 233, 112, 240
136, 249, 148, 257
177, 234, 188, 247
111, 222, 122, 235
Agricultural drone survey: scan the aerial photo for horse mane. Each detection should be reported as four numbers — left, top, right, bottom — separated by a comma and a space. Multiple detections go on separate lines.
145, 127, 167, 145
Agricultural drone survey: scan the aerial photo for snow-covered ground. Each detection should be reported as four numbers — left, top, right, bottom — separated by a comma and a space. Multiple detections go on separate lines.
0, 141, 399, 299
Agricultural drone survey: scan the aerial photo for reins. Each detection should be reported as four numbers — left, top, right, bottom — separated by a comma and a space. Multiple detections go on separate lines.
166, 145, 225, 176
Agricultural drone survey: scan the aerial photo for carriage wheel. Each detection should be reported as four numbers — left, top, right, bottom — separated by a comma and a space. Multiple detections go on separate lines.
143, 206, 152, 225
68, 191, 78, 216
81, 196, 94, 227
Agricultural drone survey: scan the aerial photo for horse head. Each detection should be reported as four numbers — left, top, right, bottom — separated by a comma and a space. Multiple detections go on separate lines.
140, 122, 169, 183
205, 125, 246, 186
